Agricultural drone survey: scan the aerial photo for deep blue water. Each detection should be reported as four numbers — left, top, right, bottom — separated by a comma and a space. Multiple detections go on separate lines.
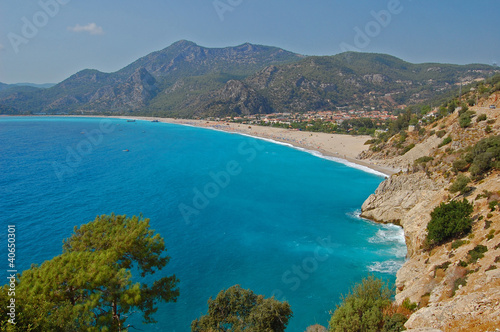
0, 117, 406, 331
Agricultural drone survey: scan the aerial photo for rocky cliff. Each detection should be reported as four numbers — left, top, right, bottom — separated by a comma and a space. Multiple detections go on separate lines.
359, 91, 500, 331
361, 171, 500, 331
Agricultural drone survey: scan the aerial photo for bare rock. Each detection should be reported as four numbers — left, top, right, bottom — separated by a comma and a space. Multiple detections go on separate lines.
305, 324, 328, 332
361, 172, 445, 257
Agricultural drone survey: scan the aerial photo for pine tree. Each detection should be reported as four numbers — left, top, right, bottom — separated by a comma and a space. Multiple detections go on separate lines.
0, 214, 179, 331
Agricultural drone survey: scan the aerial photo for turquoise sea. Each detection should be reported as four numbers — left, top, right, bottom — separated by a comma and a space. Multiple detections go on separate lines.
0, 117, 406, 331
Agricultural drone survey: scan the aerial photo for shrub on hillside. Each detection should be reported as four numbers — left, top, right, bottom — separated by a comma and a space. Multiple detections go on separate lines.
192, 285, 292, 332
465, 135, 500, 178
477, 114, 487, 122
436, 130, 446, 138
438, 136, 452, 148
382, 313, 407, 332
415, 156, 434, 164
459, 113, 472, 128
426, 199, 473, 246
459, 111, 476, 128
402, 143, 415, 155
451, 239, 469, 249
452, 159, 469, 173
329, 276, 404, 332
449, 174, 471, 194
467, 245, 488, 263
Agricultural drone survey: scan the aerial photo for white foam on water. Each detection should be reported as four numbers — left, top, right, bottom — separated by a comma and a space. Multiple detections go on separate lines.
348, 210, 407, 274
368, 224, 406, 246
368, 260, 404, 274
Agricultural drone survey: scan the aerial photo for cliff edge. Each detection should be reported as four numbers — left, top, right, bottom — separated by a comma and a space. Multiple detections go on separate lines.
359, 87, 500, 331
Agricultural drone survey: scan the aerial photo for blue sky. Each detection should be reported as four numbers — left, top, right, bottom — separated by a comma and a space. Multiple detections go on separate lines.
0, 0, 499, 84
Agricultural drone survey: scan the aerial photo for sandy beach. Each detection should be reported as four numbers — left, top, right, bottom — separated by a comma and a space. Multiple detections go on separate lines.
109, 116, 399, 176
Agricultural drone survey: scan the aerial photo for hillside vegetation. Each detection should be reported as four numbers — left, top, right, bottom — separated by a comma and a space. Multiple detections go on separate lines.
359, 75, 500, 331
0, 41, 497, 117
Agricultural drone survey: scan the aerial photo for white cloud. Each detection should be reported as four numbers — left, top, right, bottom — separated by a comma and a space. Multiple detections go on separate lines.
68, 23, 104, 35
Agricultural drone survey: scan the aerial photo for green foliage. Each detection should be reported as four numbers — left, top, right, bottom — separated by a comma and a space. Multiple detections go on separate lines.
452, 159, 469, 173
436, 130, 447, 138
451, 239, 469, 249
489, 200, 498, 211
477, 114, 487, 122
401, 298, 418, 312
415, 156, 434, 164
399, 131, 408, 143
438, 136, 452, 148
2, 47, 498, 119
458, 110, 476, 128
329, 276, 393, 332
449, 174, 471, 194
467, 245, 488, 263
448, 100, 457, 113
434, 261, 451, 274
459, 114, 471, 128
401, 143, 415, 155
0, 214, 179, 331
465, 136, 500, 178
381, 313, 407, 332
460, 103, 469, 113
426, 199, 473, 246
191, 285, 292, 332
438, 106, 449, 118
421, 105, 431, 115
484, 220, 492, 229
452, 277, 467, 296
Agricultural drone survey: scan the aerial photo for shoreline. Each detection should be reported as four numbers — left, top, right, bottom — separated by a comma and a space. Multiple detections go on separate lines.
5, 115, 399, 176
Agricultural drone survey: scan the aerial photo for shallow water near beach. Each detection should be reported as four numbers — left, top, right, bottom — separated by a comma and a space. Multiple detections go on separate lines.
0, 117, 406, 331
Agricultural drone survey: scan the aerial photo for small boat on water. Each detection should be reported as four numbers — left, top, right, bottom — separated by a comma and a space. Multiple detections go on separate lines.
152, 120, 159, 122
123, 149, 129, 152
127, 119, 136, 122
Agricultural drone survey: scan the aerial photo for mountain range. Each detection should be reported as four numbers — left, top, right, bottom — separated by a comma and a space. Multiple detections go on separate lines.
1, 40, 498, 117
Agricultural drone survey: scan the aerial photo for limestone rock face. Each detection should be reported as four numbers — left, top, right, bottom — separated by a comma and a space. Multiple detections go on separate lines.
361, 170, 500, 331
405, 286, 500, 331
361, 172, 446, 257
